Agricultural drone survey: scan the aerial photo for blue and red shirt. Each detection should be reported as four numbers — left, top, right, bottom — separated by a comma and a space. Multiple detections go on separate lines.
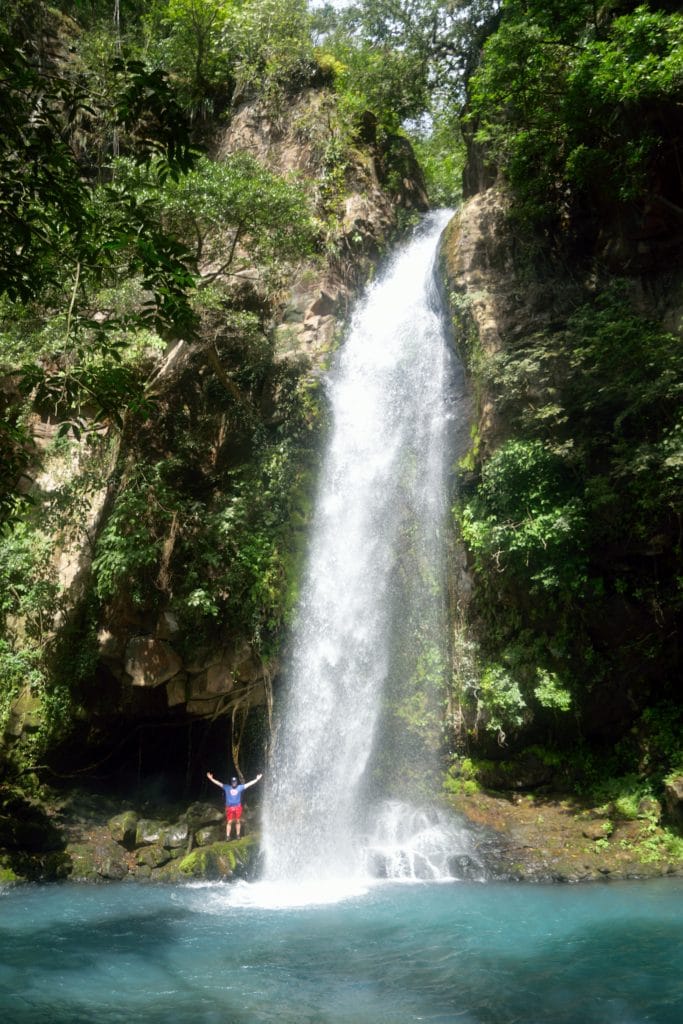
223, 784, 245, 807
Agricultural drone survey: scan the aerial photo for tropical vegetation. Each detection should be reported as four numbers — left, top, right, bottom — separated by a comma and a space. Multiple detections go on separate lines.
0, 0, 681, 826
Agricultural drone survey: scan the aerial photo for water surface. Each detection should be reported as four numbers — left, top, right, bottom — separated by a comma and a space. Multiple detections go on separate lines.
1, 878, 682, 1023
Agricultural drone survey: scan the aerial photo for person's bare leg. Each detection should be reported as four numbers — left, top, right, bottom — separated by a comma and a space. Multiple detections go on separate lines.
235, 820, 241, 838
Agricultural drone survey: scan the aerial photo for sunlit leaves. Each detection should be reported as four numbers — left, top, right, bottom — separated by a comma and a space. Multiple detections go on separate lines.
457, 285, 683, 739
112, 152, 316, 279
468, 3, 683, 219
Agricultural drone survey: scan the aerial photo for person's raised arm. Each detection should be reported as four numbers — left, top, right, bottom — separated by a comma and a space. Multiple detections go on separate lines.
206, 771, 224, 788
243, 773, 263, 790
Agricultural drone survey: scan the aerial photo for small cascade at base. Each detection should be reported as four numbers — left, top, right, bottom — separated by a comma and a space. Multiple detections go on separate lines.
362, 801, 486, 882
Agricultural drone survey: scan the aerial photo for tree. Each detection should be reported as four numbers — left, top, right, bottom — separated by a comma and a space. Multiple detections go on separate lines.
346, 0, 502, 99
467, 2, 683, 221
143, 0, 316, 115
112, 152, 316, 281
0, 9, 199, 517
144, 0, 238, 114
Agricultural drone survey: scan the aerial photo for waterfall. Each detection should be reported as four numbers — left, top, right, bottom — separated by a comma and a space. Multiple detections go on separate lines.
261, 211, 478, 887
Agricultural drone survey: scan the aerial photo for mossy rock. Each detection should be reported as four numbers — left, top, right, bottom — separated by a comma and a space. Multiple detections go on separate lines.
0, 857, 24, 884
63, 843, 99, 881
136, 844, 171, 869
194, 825, 224, 846
108, 811, 139, 849
178, 837, 257, 880
4, 686, 43, 737
160, 822, 189, 849
66, 838, 129, 881
135, 819, 167, 846
184, 802, 223, 830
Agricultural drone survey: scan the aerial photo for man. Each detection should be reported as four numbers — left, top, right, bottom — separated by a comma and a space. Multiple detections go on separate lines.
207, 770, 263, 840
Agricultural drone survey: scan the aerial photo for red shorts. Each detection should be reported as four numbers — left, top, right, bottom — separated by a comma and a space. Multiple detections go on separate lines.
226, 805, 242, 822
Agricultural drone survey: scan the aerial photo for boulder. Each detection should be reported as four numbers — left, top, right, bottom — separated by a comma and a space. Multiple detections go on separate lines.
663, 775, 683, 828
185, 802, 224, 830
108, 810, 139, 849
160, 822, 190, 849
194, 825, 225, 846
189, 663, 233, 700
136, 844, 171, 869
4, 687, 43, 738
306, 286, 340, 318
177, 837, 257, 880
581, 820, 612, 841
184, 647, 222, 674
637, 797, 662, 822
156, 611, 179, 640
135, 818, 166, 846
125, 637, 182, 687
67, 838, 129, 881
166, 674, 187, 708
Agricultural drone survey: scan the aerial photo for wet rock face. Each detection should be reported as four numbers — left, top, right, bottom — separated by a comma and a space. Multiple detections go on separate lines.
663, 775, 683, 828
438, 188, 586, 458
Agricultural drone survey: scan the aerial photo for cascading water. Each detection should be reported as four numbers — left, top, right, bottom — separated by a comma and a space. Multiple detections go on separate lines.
261, 211, 480, 887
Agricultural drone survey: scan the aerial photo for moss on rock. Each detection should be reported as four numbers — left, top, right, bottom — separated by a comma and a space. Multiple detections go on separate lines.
108, 810, 139, 849
178, 836, 257, 880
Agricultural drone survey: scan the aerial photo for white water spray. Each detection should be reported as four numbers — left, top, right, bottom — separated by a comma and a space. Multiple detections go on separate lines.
261, 212, 479, 887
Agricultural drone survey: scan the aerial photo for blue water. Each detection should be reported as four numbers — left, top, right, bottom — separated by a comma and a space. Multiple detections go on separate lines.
1, 879, 682, 1023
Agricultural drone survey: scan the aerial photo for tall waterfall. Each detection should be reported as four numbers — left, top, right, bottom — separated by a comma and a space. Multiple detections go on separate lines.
261, 211, 476, 887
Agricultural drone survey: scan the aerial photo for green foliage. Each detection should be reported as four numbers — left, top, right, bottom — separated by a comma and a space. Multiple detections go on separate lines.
489, 289, 683, 550
458, 439, 588, 595
90, 360, 322, 654
0, 10, 202, 511
145, 0, 237, 113
170, 406, 319, 654
0, 17, 197, 308
590, 773, 656, 822
144, 0, 316, 115
347, 0, 500, 96
0, 516, 60, 642
443, 775, 480, 797
478, 663, 527, 737
92, 463, 173, 606
634, 703, 683, 779
455, 281, 682, 744
231, 0, 316, 106
0, 640, 45, 737
112, 152, 317, 281
395, 641, 447, 751
310, 2, 472, 205
331, 39, 430, 136
0, 25, 88, 304
534, 668, 572, 712
0, 507, 61, 749
468, 2, 683, 221
408, 110, 465, 207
